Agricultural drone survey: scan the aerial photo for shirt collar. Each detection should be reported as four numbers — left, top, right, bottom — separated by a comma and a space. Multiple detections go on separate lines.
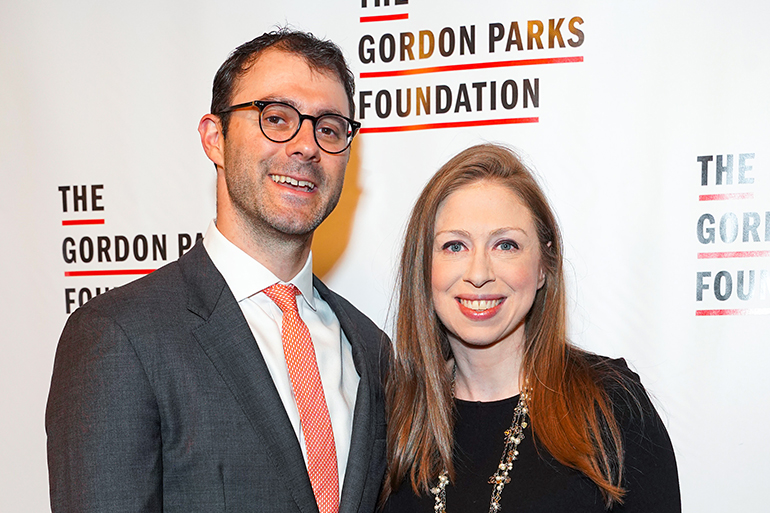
202, 220, 317, 310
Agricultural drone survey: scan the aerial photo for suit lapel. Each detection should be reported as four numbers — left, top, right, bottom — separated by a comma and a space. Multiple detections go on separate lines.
181, 243, 318, 513
314, 277, 378, 513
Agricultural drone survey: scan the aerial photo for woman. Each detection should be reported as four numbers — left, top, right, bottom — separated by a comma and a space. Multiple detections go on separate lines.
381, 144, 680, 512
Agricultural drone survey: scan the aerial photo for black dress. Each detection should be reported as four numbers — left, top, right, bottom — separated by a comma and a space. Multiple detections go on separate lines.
381, 359, 681, 513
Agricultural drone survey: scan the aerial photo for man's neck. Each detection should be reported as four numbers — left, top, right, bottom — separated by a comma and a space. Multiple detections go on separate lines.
216, 215, 312, 283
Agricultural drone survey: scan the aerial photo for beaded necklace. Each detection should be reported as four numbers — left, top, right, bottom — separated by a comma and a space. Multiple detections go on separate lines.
430, 372, 531, 513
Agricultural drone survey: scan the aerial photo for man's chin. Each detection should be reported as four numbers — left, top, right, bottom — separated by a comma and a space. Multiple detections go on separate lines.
268, 215, 326, 237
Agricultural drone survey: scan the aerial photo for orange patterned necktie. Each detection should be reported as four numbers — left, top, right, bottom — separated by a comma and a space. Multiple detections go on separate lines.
263, 284, 339, 513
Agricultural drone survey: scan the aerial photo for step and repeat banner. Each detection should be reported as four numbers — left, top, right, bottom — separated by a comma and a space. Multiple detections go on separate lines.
1, 1, 768, 511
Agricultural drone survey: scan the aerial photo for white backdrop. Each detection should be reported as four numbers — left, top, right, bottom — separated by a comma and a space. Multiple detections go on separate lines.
1, 1, 768, 511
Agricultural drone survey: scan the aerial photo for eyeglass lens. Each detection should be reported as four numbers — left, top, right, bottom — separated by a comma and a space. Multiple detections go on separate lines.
259, 103, 351, 153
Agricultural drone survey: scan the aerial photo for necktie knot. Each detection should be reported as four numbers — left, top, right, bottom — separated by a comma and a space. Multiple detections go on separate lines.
263, 283, 300, 314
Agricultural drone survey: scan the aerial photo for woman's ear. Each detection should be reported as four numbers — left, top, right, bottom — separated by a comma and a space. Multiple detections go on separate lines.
538, 241, 552, 289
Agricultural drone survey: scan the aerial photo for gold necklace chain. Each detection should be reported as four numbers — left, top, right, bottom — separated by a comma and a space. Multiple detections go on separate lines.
431, 376, 530, 513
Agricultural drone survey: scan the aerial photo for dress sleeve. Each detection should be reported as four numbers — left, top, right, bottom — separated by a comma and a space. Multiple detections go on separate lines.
46, 305, 163, 512
607, 359, 681, 513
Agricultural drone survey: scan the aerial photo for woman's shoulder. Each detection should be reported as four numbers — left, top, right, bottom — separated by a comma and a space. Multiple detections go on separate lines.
581, 356, 681, 509
581, 352, 636, 379
575, 352, 655, 421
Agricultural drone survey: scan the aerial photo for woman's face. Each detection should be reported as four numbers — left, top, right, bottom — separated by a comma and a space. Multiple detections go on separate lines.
431, 180, 545, 353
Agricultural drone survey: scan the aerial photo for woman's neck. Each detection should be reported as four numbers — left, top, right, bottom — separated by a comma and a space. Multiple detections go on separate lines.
449, 345, 523, 402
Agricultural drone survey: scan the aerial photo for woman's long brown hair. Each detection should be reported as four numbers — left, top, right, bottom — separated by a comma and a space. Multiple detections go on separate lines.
383, 144, 626, 508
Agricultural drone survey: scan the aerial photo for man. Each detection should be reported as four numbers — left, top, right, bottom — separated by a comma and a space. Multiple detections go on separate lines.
46, 29, 389, 512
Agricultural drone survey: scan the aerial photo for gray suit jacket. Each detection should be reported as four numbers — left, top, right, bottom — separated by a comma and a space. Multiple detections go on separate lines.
46, 242, 390, 512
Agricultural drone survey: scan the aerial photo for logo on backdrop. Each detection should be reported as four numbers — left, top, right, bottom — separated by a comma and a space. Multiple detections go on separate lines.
693, 153, 769, 316
357, 0, 584, 133
58, 184, 202, 314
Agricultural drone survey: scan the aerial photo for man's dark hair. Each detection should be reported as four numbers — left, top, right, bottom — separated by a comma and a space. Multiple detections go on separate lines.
211, 28, 356, 137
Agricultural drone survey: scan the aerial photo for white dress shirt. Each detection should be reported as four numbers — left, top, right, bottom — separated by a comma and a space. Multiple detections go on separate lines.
203, 221, 359, 494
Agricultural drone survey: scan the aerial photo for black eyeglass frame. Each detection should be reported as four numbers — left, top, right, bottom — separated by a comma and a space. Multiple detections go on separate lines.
217, 100, 361, 154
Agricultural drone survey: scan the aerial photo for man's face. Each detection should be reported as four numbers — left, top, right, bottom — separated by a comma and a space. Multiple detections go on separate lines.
218, 48, 350, 239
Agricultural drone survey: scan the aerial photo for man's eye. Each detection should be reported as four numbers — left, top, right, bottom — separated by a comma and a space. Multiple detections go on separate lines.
316, 118, 346, 140
263, 114, 288, 126
318, 125, 340, 138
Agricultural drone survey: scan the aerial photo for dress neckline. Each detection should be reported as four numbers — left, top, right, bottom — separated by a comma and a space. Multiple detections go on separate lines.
454, 394, 520, 407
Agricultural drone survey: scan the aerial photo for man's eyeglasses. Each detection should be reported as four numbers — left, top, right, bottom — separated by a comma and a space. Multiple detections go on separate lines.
218, 100, 361, 154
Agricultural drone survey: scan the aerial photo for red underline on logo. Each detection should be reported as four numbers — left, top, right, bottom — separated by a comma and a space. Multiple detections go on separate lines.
360, 13, 409, 23
360, 117, 538, 134
360, 56, 583, 79
696, 308, 770, 316
698, 251, 770, 259
62, 219, 105, 226
699, 193, 753, 201
65, 269, 155, 277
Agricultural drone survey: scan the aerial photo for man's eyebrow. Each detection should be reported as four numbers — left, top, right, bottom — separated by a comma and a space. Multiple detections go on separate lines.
261, 95, 346, 117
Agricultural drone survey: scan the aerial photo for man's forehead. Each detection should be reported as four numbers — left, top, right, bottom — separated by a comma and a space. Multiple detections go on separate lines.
233, 48, 346, 104
249, 48, 338, 75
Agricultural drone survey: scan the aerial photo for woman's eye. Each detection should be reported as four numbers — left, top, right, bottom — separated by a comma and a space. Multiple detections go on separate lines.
498, 240, 519, 251
443, 242, 464, 253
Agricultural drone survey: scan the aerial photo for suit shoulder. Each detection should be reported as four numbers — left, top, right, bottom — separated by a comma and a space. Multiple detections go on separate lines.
67, 243, 222, 332
73, 257, 187, 320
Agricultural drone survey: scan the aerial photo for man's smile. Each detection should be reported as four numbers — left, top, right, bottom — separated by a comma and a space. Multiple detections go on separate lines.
270, 173, 316, 192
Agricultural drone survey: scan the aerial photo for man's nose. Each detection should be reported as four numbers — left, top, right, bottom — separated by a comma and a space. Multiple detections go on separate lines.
284, 118, 321, 161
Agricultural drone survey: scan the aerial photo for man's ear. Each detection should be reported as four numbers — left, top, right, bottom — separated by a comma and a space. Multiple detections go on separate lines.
198, 114, 225, 169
